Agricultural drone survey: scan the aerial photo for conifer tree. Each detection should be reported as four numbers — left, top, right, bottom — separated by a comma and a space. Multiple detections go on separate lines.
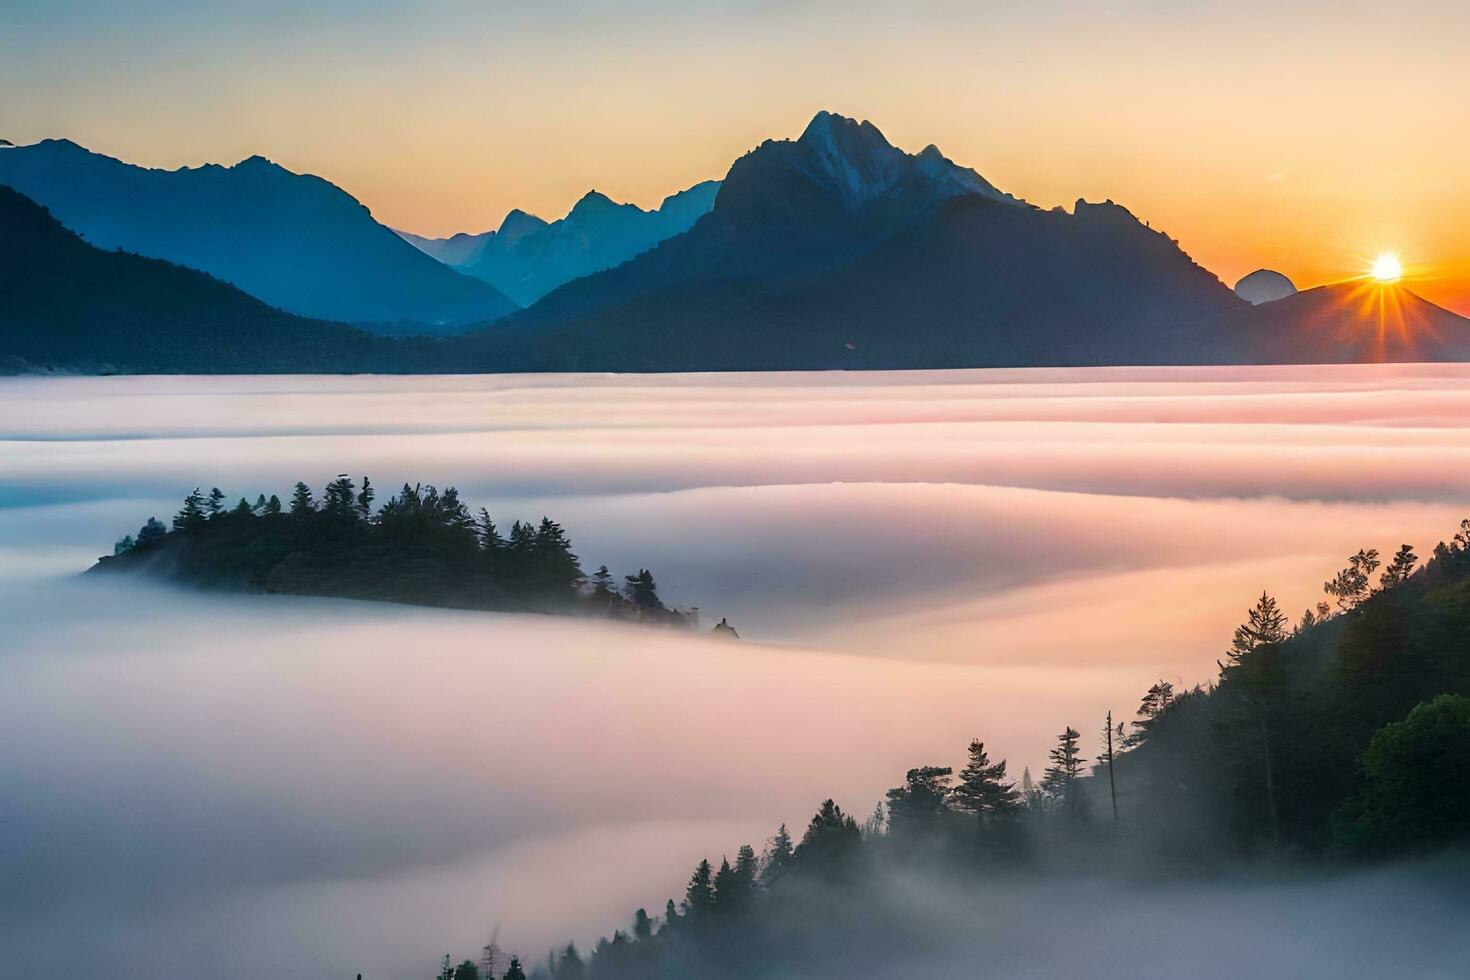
623, 569, 662, 610
761, 823, 794, 885
113, 534, 135, 555
137, 516, 167, 545
289, 482, 315, 514
1041, 726, 1084, 803
632, 908, 653, 941
173, 488, 207, 531
264, 494, 282, 515
356, 477, 375, 519
1125, 680, 1176, 747
322, 474, 357, 517
1324, 548, 1381, 611
733, 844, 759, 893
1378, 544, 1418, 590
476, 508, 503, 550
1224, 592, 1288, 668
501, 956, 526, 980
205, 487, 226, 518
950, 739, 1021, 824
683, 859, 715, 915
712, 857, 735, 908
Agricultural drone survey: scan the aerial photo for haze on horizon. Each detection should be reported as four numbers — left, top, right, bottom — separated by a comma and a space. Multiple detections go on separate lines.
3, 0, 1468, 314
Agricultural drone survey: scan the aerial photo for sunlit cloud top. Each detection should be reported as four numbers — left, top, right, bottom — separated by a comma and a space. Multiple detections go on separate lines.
3, 0, 1469, 311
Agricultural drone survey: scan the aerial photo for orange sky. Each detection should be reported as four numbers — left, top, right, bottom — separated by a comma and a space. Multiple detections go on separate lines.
4, 1, 1468, 312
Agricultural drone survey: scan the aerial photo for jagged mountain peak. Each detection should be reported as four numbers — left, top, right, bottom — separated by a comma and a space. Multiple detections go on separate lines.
497, 208, 550, 241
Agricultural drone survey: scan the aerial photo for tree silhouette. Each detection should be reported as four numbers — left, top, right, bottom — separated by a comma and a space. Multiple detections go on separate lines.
1224, 591, 1288, 668
1041, 726, 1084, 804
949, 740, 1020, 825
289, 481, 315, 514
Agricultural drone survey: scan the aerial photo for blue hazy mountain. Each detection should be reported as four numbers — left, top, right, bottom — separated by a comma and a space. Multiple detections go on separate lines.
0, 185, 419, 373
398, 180, 721, 306
482, 111, 1247, 368
0, 139, 516, 333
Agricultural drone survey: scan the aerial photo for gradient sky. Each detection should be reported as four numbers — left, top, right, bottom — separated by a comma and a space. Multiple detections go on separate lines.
5, 0, 1469, 312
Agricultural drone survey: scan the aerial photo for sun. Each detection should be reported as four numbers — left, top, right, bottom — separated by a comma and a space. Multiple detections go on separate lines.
1370, 253, 1403, 282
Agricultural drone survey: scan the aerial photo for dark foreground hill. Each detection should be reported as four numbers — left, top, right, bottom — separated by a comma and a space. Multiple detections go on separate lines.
0, 139, 516, 331
0, 186, 455, 374
0, 186, 443, 374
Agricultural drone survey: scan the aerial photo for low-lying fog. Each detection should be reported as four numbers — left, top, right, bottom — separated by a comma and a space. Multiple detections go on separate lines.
5, 366, 1470, 977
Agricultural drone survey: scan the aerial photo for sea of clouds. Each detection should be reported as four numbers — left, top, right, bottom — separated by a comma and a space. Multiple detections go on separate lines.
5, 365, 1470, 977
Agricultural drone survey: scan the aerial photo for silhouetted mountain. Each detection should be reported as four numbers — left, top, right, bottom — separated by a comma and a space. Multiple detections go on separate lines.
469, 111, 1243, 370
400, 180, 721, 306
0, 185, 422, 373
1235, 268, 1297, 304
1231, 282, 1470, 363
0, 139, 516, 333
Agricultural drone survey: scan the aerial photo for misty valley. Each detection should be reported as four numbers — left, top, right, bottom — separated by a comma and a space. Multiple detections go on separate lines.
4, 368, 1470, 979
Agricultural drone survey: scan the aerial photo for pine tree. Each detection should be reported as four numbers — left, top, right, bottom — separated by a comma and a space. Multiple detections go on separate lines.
1020, 766, 1041, 809
1125, 680, 1176, 747
732, 844, 759, 899
137, 516, 167, 545
1379, 544, 1418, 590
113, 534, 135, 555
264, 494, 282, 515
356, 477, 375, 519
476, 508, 503, 550
794, 800, 861, 869
662, 899, 680, 933
501, 956, 526, 980
322, 474, 357, 517
1324, 548, 1381, 611
206, 487, 226, 519
1041, 726, 1084, 803
632, 908, 654, 941
232, 497, 253, 515
712, 857, 736, 909
253, 494, 267, 513
950, 739, 1020, 824
761, 823, 794, 885
289, 482, 315, 514
886, 766, 953, 832
1224, 591, 1289, 668
623, 569, 662, 610
173, 488, 208, 532
683, 859, 715, 915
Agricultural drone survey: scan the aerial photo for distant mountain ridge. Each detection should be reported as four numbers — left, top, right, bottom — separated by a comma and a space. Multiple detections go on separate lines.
0, 185, 415, 374
6, 110, 1470, 374
480, 111, 1248, 369
398, 180, 721, 306
0, 139, 516, 333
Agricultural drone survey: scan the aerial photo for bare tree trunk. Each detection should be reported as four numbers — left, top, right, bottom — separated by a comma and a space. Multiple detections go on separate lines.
1105, 709, 1119, 825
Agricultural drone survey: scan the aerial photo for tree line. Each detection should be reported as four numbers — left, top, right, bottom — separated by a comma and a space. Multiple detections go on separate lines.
104, 475, 714, 628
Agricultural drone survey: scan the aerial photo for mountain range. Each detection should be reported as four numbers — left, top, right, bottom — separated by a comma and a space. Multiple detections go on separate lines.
0, 186, 415, 373
398, 180, 720, 306
3, 111, 1467, 373
0, 139, 515, 333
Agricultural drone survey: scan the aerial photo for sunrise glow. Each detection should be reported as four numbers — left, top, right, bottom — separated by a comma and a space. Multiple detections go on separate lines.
1371, 253, 1403, 282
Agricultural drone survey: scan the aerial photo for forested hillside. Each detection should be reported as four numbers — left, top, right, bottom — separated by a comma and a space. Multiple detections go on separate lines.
438, 518, 1470, 980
